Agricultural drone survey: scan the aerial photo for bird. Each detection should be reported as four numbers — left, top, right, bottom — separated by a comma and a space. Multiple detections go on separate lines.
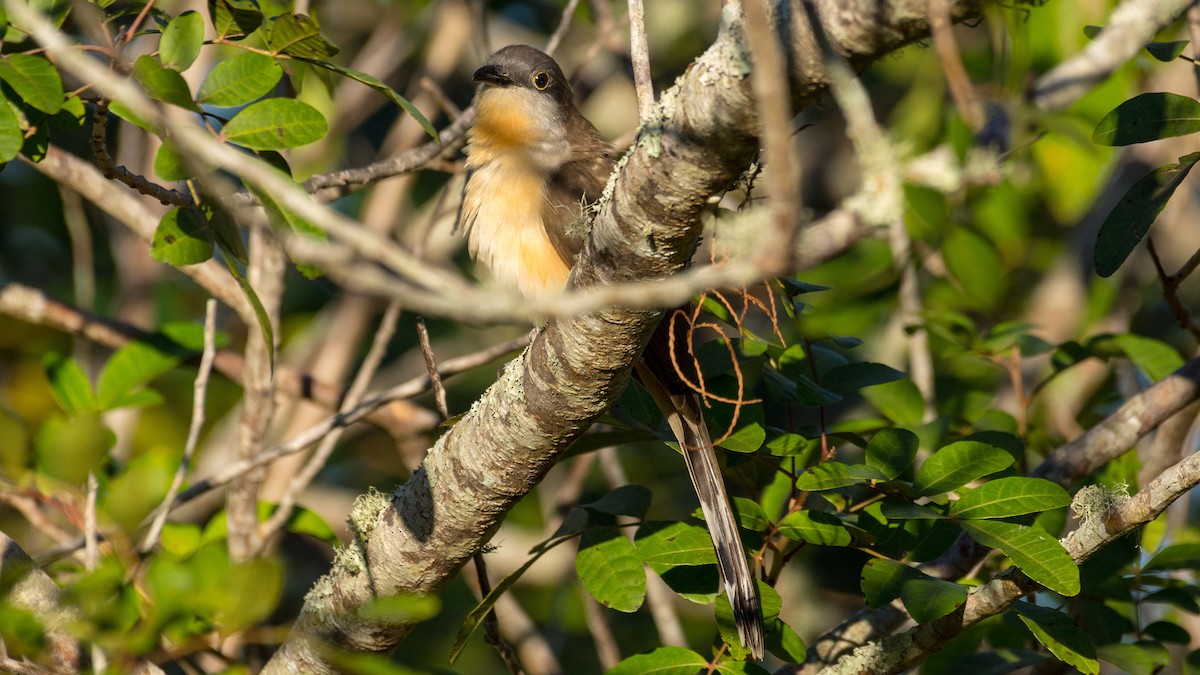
459, 44, 765, 661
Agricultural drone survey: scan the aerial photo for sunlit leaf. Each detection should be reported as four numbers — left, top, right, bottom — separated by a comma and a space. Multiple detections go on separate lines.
577, 527, 645, 612
151, 208, 214, 265
260, 12, 338, 59
962, 520, 1080, 596
196, 51, 283, 107
159, 10, 204, 71
0, 54, 63, 114
1012, 602, 1098, 674
220, 98, 327, 149
914, 440, 1014, 495
949, 477, 1070, 519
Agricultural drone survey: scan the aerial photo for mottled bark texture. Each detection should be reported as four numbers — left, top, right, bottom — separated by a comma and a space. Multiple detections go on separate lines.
266, 1, 988, 671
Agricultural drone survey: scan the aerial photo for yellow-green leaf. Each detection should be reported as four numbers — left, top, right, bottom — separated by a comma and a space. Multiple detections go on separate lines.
220, 98, 327, 149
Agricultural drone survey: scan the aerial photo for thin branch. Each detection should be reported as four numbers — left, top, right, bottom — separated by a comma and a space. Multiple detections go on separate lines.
928, 0, 983, 130
141, 299, 218, 553
627, 0, 654, 120
259, 301, 403, 543
545, 0, 583, 56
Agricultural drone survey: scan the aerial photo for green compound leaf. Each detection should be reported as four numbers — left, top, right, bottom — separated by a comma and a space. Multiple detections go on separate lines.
778, 510, 852, 546
209, 0, 262, 39
1012, 602, 1098, 674
296, 58, 437, 140
608, 647, 710, 675
901, 577, 967, 623
43, 353, 96, 415
96, 341, 183, 411
1094, 153, 1200, 277
794, 462, 861, 491
197, 51, 283, 107
914, 439, 1014, 496
635, 521, 718, 572
865, 428, 918, 480
0, 97, 21, 163
131, 55, 201, 112
220, 97, 327, 149
577, 527, 645, 613
0, 54, 64, 114
260, 12, 338, 59
1093, 92, 1200, 146
159, 10, 204, 71
962, 520, 1080, 596
949, 477, 1070, 519
861, 558, 924, 608
151, 208, 214, 265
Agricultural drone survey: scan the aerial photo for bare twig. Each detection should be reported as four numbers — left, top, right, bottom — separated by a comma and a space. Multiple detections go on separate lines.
928, 0, 983, 130
141, 299, 218, 553
627, 0, 654, 120
259, 301, 403, 543
545, 0, 583, 56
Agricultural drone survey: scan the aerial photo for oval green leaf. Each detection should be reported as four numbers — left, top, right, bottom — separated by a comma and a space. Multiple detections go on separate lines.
861, 558, 924, 608
962, 520, 1080, 596
635, 521, 717, 572
795, 462, 860, 491
865, 428, 918, 480
160, 10, 204, 71
0, 54, 64, 114
950, 477, 1070, 519
1094, 153, 1200, 277
43, 353, 97, 415
608, 647, 709, 675
197, 51, 283, 107
151, 207, 214, 265
576, 527, 645, 613
914, 440, 1015, 496
220, 97, 327, 149
297, 58, 437, 139
901, 577, 967, 623
1012, 601, 1098, 674
823, 361, 907, 394
1093, 92, 1200, 146
261, 12, 338, 59
132, 55, 200, 112
209, 0, 262, 39
0, 97, 21, 163
778, 510, 852, 546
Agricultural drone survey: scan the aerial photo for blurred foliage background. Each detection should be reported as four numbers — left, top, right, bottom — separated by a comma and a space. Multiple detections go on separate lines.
2, 0, 1200, 672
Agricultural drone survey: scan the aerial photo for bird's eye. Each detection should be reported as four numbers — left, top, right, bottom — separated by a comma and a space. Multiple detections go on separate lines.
532, 71, 551, 90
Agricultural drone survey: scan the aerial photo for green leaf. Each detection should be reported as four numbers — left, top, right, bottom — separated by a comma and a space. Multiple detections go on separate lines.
1095, 153, 1200, 277
220, 97, 327, 149
260, 12, 339, 59
96, 341, 182, 411
866, 428, 918, 480
43, 353, 96, 415
196, 51, 283, 107
718, 420, 766, 453
576, 527, 645, 612
961, 520, 1080, 596
879, 500, 945, 519
1012, 602, 1098, 674
131, 55, 200, 112
635, 521, 718, 572
209, 0, 262, 39
914, 440, 1015, 496
0, 54, 63, 114
209, 209, 248, 264
731, 497, 770, 532
153, 140, 193, 181
608, 647, 710, 675
159, 10, 204, 71
297, 58, 437, 140
360, 594, 441, 623
901, 577, 967, 622
766, 617, 807, 662
823, 362, 907, 394
861, 559, 924, 607
1144, 620, 1191, 644
778, 510, 852, 546
35, 414, 114, 485
1145, 543, 1200, 571
450, 533, 571, 663
715, 581, 779, 661
795, 462, 860, 491
222, 256, 275, 372
862, 378, 926, 427
1093, 93, 1200, 146
949, 477, 1070, 519
582, 485, 651, 519
151, 208, 214, 265
1108, 333, 1185, 382
944, 227, 1005, 308
0, 97, 21, 163
1146, 41, 1190, 62
1097, 642, 1170, 675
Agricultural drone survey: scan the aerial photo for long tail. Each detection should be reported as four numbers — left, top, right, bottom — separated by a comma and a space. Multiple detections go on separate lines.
635, 331, 765, 661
